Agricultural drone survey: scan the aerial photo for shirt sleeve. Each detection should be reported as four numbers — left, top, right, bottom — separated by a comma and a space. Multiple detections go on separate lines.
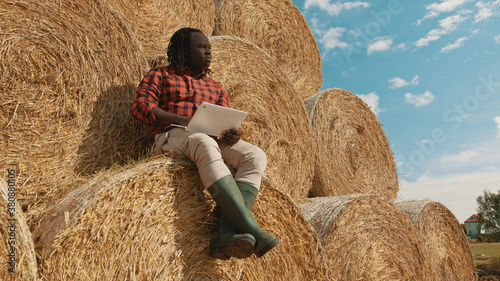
216, 84, 231, 108
132, 68, 163, 126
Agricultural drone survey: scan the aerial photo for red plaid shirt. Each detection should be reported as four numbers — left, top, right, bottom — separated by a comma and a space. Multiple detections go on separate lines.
132, 66, 231, 148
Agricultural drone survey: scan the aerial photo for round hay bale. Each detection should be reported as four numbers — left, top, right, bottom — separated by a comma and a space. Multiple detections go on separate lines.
104, 0, 216, 63
304, 88, 398, 201
219, 0, 322, 99
300, 195, 432, 281
396, 201, 477, 281
0, 0, 150, 208
0, 177, 37, 280
209, 36, 315, 200
36, 156, 326, 280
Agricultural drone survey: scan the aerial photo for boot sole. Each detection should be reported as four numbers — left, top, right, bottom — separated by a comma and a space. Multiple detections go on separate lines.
255, 237, 279, 258
210, 236, 255, 260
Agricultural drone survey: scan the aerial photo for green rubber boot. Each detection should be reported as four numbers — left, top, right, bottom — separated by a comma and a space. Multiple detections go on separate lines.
210, 183, 259, 259
207, 176, 279, 258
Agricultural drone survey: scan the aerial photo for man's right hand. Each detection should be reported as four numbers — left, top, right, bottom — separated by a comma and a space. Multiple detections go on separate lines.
152, 107, 191, 127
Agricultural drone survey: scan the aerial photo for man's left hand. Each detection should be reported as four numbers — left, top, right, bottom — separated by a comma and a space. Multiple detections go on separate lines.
220, 128, 242, 145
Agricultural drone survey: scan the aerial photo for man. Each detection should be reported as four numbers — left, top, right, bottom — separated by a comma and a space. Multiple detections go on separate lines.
132, 28, 279, 259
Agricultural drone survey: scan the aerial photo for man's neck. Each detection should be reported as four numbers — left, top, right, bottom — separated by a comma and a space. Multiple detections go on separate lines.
185, 64, 203, 76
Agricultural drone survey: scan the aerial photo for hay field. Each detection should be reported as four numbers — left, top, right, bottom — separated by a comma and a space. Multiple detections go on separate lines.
219, 0, 322, 99
301, 195, 432, 280
397, 200, 477, 280
471, 243, 500, 260
102, 0, 215, 63
0, 0, 149, 211
209, 36, 315, 200
0, 178, 37, 281
0, 0, 478, 280
36, 156, 326, 280
305, 88, 399, 201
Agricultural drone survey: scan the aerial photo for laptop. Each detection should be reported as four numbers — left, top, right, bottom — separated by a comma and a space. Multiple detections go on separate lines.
171, 102, 248, 137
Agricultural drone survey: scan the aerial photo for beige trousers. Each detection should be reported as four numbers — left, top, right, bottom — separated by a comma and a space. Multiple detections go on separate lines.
152, 128, 266, 189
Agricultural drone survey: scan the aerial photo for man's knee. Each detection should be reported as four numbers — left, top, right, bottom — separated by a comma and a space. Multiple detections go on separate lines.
188, 133, 219, 151
243, 145, 267, 173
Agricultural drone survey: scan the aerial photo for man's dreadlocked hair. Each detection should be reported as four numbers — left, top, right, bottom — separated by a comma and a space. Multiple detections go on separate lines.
167, 27, 211, 75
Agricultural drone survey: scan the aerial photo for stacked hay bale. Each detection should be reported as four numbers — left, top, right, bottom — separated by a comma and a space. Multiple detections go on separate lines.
0, 0, 149, 210
210, 36, 315, 200
304, 88, 399, 201
300, 195, 432, 280
219, 0, 322, 99
103, 0, 215, 63
0, 178, 37, 280
397, 201, 477, 281
36, 156, 326, 280
2, 0, 475, 279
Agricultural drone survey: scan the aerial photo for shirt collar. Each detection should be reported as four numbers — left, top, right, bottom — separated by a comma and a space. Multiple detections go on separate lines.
168, 66, 206, 78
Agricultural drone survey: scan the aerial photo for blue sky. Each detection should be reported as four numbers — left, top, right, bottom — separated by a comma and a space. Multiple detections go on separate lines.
291, 0, 500, 222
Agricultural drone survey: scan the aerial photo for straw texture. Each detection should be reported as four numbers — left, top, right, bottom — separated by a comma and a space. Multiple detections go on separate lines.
104, 0, 216, 63
304, 88, 398, 201
1, 178, 37, 281
209, 36, 315, 200
219, 0, 322, 99
300, 195, 432, 281
36, 156, 326, 280
0, 0, 150, 209
396, 201, 478, 281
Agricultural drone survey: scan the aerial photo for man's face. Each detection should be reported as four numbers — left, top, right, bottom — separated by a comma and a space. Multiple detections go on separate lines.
185, 32, 212, 72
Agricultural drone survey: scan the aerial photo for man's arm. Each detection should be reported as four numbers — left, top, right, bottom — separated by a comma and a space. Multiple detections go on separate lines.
216, 84, 240, 143
152, 107, 192, 127
132, 69, 162, 126
216, 84, 231, 108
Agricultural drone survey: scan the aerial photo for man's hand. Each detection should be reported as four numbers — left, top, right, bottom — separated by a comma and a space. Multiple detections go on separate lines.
152, 107, 192, 127
220, 128, 242, 145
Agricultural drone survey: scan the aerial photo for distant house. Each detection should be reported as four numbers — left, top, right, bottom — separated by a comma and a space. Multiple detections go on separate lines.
464, 214, 482, 239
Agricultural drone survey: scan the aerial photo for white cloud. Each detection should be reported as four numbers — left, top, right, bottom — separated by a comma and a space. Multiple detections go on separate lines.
475, 3, 494, 22
304, 0, 370, 16
415, 35, 442, 47
319, 27, 350, 49
389, 78, 408, 88
464, 53, 479, 63
395, 43, 408, 51
459, 9, 475, 14
367, 37, 393, 55
389, 75, 419, 89
439, 14, 467, 30
474, 0, 500, 23
441, 149, 480, 163
415, 15, 467, 47
495, 116, 500, 138
441, 36, 469, 52
309, 18, 323, 36
357, 92, 385, 116
415, 0, 473, 25
426, 140, 500, 173
398, 169, 500, 223
404, 90, 435, 107
495, 34, 500, 44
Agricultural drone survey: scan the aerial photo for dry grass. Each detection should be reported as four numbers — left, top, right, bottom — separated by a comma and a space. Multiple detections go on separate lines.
209, 36, 315, 201
36, 156, 326, 280
0, 0, 150, 213
219, 0, 322, 99
397, 201, 478, 281
471, 243, 500, 260
304, 88, 398, 201
300, 195, 431, 281
0, 178, 37, 281
103, 0, 215, 64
